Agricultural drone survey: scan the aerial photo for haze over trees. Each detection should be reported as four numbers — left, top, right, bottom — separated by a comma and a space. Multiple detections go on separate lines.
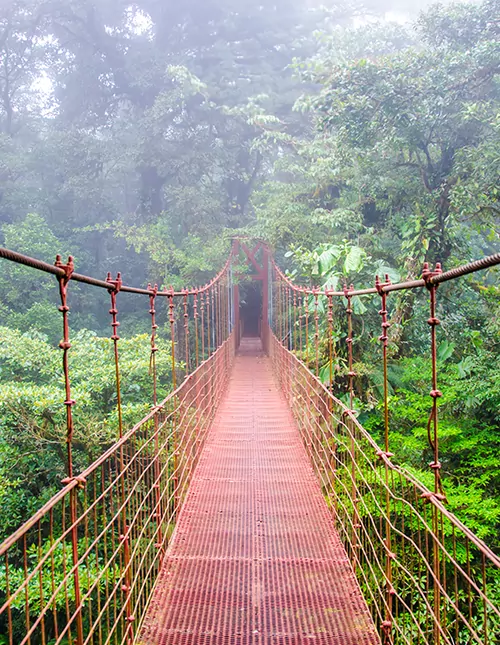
0, 0, 499, 568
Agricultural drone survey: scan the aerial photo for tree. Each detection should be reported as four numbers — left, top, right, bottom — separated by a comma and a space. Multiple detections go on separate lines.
311, 0, 499, 267
246, 0, 499, 358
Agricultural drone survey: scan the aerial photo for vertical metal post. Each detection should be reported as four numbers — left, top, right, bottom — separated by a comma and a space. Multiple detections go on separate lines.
193, 291, 199, 369
326, 290, 337, 511
299, 293, 304, 356
233, 282, 240, 351
277, 279, 282, 344
218, 281, 222, 347
314, 290, 320, 378
343, 284, 360, 574
304, 293, 309, 368
293, 290, 298, 353
271, 260, 274, 332
423, 262, 446, 645
149, 284, 159, 406
168, 288, 179, 520
56, 255, 84, 645
106, 272, 134, 642
422, 263, 445, 500
228, 265, 233, 337
375, 274, 394, 645
206, 288, 211, 358
148, 284, 163, 552
327, 292, 334, 389
343, 285, 356, 409
56, 255, 76, 477
215, 282, 220, 349
183, 290, 190, 377
168, 289, 177, 390
200, 290, 206, 360
211, 286, 216, 353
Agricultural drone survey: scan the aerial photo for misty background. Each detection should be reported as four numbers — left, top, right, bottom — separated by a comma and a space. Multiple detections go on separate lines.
2, 1, 495, 333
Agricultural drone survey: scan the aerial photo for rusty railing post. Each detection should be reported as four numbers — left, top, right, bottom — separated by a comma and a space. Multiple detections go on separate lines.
107, 272, 134, 641
56, 255, 84, 645
375, 274, 395, 645
423, 262, 446, 645
148, 283, 164, 554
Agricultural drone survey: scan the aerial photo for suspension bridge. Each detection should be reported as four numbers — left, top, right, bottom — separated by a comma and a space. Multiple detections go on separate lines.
0, 240, 499, 645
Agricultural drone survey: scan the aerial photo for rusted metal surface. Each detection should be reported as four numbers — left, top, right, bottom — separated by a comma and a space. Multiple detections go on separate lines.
0, 246, 233, 296
140, 338, 379, 645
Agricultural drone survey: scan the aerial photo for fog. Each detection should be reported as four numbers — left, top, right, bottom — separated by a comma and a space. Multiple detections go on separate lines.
0, 0, 497, 311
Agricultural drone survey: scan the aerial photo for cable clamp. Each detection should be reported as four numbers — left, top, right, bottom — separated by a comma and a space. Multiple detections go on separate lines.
422, 262, 442, 289
375, 274, 391, 295
61, 475, 86, 488
55, 255, 74, 282
106, 272, 122, 292
343, 283, 353, 299
376, 450, 394, 460
120, 529, 130, 543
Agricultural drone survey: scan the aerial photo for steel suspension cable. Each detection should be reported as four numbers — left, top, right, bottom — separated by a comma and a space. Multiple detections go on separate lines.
270, 250, 500, 298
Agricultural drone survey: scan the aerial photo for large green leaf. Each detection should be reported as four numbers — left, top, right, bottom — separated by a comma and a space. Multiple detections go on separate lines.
343, 246, 365, 274
316, 245, 342, 275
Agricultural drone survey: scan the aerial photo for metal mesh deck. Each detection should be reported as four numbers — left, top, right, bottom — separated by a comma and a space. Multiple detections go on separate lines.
139, 338, 379, 644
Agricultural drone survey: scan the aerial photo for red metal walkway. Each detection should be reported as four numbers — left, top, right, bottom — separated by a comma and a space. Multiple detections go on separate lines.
140, 339, 379, 644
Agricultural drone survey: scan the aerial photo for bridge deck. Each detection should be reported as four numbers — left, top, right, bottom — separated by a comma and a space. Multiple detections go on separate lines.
140, 338, 379, 644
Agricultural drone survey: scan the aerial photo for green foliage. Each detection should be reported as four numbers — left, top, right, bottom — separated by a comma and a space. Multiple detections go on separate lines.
0, 540, 118, 613
285, 240, 400, 290
0, 326, 174, 538
0, 214, 63, 318
363, 336, 500, 547
0, 0, 332, 291
250, 0, 499, 286
250, 7, 500, 559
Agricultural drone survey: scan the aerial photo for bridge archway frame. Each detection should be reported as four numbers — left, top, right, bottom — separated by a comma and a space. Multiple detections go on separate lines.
231, 238, 270, 352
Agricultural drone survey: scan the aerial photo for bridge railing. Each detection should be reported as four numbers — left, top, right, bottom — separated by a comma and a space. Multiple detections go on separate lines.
267, 251, 500, 645
0, 246, 236, 645
0, 338, 233, 645
271, 335, 500, 644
